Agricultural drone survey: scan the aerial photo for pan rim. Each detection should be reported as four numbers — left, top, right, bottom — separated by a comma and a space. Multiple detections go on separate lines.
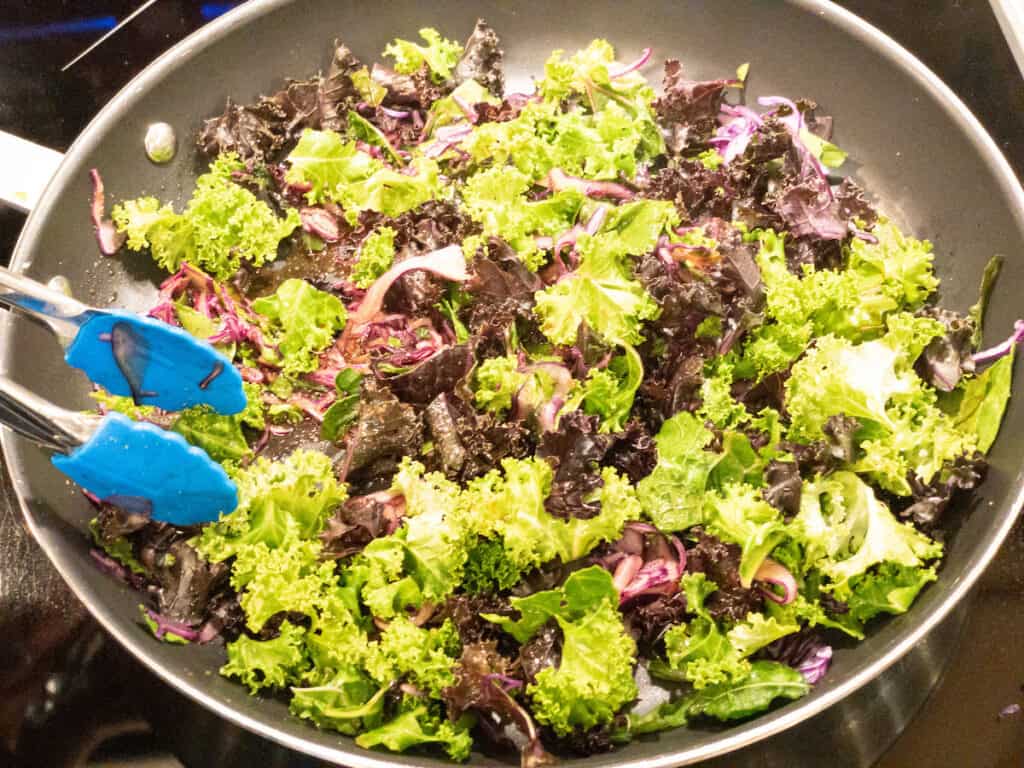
3, 1, 1024, 766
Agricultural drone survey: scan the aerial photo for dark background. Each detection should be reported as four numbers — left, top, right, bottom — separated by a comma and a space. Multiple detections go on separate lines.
0, 2, 1021, 766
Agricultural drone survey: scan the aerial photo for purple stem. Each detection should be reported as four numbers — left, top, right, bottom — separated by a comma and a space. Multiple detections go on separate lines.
972, 319, 1024, 365
88, 169, 126, 256
607, 47, 653, 78
145, 608, 200, 643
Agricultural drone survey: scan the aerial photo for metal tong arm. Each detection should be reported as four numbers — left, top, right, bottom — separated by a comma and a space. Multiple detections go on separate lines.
0, 375, 97, 453
991, 0, 1024, 78
0, 266, 94, 344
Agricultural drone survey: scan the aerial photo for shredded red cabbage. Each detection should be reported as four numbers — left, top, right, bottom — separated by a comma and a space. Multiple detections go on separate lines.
144, 607, 200, 643
547, 168, 635, 200
710, 104, 763, 163
796, 644, 833, 684
380, 106, 412, 119
89, 549, 145, 589
607, 47, 653, 78
88, 169, 126, 256
299, 207, 342, 242
754, 558, 798, 605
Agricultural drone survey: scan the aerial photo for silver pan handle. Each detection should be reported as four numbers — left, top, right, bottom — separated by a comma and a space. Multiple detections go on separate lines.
0, 131, 64, 214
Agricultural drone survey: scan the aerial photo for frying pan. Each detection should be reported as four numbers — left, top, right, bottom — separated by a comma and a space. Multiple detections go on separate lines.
2, 1, 1023, 766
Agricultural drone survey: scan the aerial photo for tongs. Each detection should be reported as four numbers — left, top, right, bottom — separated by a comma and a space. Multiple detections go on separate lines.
0, 266, 242, 525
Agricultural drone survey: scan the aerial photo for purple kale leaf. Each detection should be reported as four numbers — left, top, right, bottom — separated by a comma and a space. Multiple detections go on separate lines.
197, 41, 362, 160
655, 60, 737, 153
685, 532, 763, 622
424, 392, 532, 482
453, 19, 505, 97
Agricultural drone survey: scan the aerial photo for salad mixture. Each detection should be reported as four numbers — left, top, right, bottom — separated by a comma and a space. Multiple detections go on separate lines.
84, 21, 1019, 765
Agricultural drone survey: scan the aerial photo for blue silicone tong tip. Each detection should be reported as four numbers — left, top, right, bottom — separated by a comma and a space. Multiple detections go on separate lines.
52, 413, 237, 526
0, 378, 237, 526
0, 265, 245, 415
0, 266, 243, 525
66, 311, 245, 415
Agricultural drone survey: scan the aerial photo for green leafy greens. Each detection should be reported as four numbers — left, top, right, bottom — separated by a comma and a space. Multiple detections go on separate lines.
113, 153, 299, 279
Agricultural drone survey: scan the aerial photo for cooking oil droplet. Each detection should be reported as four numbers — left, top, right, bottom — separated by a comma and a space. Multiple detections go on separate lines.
144, 122, 177, 164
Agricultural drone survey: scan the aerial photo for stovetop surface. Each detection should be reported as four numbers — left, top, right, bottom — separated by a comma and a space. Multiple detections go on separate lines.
0, 2, 1022, 766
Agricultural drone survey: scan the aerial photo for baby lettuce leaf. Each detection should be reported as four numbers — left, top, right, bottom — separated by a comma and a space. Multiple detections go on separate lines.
686, 660, 808, 721
172, 406, 251, 463
322, 369, 365, 441
347, 110, 402, 164
231, 540, 340, 632
943, 350, 1014, 454
661, 588, 799, 691
356, 704, 474, 761
286, 129, 380, 202
968, 254, 1004, 348
290, 672, 387, 735
844, 562, 938, 626
170, 382, 264, 463
623, 659, 807, 736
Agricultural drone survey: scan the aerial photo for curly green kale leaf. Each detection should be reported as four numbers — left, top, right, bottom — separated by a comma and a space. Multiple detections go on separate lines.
195, 449, 346, 561
482, 567, 637, 736
221, 620, 309, 693
465, 458, 636, 572
794, 471, 942, 594
786, 316, 976, 494
251, 278, 347, 378
637, 411, 718, 531
383, 28, 464, 82
350, 226, 396, 289
113, 153, 299, 279
351, 460, 471, 618
285, 130, 441, 216
460, 166, 583, 267
365, 617, 461, 698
